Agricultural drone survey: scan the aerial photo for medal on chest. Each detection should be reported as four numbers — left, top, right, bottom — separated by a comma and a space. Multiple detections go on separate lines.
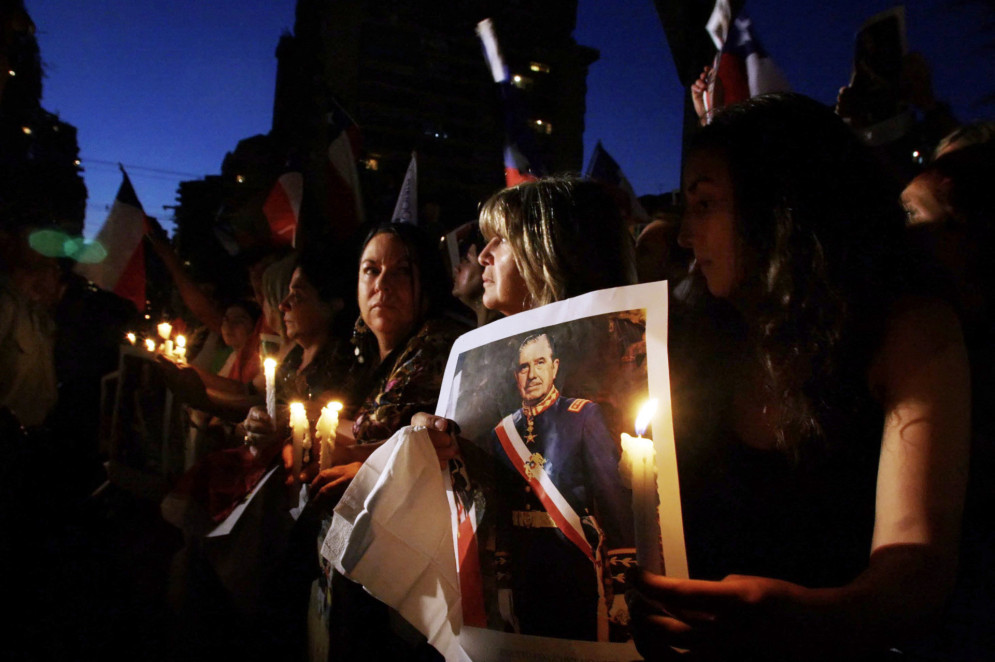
522, 386, 559, 446
524, 411, 537, 445
523, 452, 546, 480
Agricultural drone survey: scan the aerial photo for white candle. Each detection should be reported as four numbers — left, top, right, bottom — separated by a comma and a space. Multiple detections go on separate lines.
263, 358, 277, 421
175, 335, 186, 363
126, 332, 136, 345
157, 321, 172, 341
164, 339, 174, 358
289, 401, 308, 478
316, 401, 344, 470
621, 399, 663, 574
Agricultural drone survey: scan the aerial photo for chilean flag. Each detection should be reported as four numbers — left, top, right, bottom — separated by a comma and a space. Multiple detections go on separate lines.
705, 0, 789, 112
325, 101, 364, 240
262, 171, 302, 246
75, 167, 148, 311
476, 18, 546, 187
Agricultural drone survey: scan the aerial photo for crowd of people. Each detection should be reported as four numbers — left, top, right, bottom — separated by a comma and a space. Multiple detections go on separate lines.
2, 81, 994, 661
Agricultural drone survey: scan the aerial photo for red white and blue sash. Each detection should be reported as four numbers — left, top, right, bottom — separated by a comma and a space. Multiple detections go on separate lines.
494, 414, 595, 562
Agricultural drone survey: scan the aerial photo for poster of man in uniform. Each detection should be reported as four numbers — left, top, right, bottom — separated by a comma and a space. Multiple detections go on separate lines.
436, 281, 685, 661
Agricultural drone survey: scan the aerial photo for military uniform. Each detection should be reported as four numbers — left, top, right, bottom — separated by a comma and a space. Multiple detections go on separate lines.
491, 386, 635, 641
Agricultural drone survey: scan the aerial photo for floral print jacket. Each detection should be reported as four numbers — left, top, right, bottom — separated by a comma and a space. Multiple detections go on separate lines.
352, 316, 464, 444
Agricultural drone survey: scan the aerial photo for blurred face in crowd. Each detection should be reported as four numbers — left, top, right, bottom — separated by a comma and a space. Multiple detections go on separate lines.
478, 234, 531, 316
359, 232, 421, 356
516, 335, 559, 405
901, 172, 949, 226
452, 244, 484, 304
678, 148, 743, 298
279, 268, 329, 345
220, 303, 255, 351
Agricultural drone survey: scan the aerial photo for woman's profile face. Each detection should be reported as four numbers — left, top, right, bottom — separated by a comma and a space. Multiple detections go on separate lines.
477, 233, 531, 316
279, 268, 329, 343
358, 232, 421, 345
678, 149, 743, 298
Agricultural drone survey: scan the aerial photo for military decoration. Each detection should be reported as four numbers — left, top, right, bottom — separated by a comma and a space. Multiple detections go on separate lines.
524, 452, 546, 480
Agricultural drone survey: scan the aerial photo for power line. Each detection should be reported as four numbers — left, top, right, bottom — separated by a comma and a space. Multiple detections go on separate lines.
80, 157, 207, 179
83, 165, 191, 183
86, 202, 178, 216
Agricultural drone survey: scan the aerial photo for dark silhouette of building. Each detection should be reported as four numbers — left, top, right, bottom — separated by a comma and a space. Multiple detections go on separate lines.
272, 0, 598, 232
0, 0, 86, 235
171, 0, 597, 285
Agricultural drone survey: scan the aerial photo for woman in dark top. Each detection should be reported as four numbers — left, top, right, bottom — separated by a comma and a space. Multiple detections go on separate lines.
626, 94, 970, 661
304, 222, 463, 500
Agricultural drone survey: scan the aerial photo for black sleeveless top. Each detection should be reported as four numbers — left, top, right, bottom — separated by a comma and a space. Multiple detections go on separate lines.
670, 302, 882, 588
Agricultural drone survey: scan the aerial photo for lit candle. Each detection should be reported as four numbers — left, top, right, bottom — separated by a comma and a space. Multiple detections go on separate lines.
316, 401, 344, 470
144, 338, 156, 353
263, 358, 277, 421
620, 399, 663, 574
175, 335, 186, 363
289, 401, 308, 478
302, 412, 314, 465
126, 332, 136, 345
157, 321, 172, 341
164, 339, 174, 358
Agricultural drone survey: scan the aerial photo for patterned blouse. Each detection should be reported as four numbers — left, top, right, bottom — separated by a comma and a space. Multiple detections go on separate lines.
352, 316, 463, 444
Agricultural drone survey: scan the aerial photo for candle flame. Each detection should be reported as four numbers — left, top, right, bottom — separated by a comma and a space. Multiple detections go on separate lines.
126, 332, 136, 344
175, 334, 186, 348
264, 357, 277, 372
289, 402, 306, 428
157, 322, 172, 340
144, 339, 156, 352
327, 401, 344, 412
635, 398, 659, 436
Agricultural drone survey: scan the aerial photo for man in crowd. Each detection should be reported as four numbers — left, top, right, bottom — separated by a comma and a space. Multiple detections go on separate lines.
491, 331, 634, 641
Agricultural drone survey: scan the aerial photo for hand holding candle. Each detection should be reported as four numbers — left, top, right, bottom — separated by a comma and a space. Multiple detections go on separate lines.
621, 398, 663, 574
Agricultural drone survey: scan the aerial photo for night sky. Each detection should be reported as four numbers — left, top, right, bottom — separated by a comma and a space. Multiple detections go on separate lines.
27, 0, 995, 238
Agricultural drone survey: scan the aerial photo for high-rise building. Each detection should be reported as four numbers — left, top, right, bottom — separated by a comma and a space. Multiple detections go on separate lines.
272, 0, 598, 232
0, 0, 86, 234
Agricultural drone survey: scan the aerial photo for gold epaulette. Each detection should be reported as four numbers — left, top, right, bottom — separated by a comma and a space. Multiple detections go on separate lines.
567, 398, 590, 413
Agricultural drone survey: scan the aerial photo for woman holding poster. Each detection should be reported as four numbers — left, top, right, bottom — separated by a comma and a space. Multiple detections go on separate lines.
416, 176, 641, 643
627, 94, 970, 660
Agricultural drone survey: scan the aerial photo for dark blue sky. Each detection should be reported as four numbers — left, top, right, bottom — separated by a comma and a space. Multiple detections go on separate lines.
28, 1, 995, 238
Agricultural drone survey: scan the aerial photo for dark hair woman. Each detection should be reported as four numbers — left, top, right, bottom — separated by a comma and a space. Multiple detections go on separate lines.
626, 93, 970, 660
304, 221, 463, 662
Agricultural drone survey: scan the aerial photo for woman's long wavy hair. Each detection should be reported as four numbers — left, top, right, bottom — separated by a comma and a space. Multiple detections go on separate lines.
478, 176, 635, 308
690, 93, 917, 456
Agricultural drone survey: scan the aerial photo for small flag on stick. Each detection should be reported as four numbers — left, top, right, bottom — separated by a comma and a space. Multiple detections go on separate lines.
476, 18, 546, 187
